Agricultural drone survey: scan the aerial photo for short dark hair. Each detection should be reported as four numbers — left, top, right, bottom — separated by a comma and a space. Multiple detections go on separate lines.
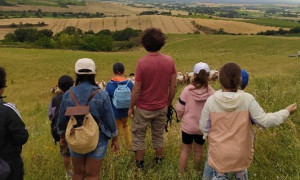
58, 75, 74, 92
219, 62, 241, 92
0, 67, 6, 89
113, 62, 125, 74
141, 28, 165, 52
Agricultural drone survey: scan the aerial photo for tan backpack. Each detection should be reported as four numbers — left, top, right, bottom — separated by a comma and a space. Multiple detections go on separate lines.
65, 89, 100, 154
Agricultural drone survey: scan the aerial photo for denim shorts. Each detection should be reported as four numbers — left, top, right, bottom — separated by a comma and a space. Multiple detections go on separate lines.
69, 133, 108, 159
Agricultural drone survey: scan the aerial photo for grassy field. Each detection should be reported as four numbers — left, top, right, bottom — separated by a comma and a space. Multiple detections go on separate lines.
0, 34, 299, 179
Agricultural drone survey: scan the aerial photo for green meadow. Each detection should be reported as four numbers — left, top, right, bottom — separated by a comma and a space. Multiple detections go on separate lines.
0, 34, 299, 179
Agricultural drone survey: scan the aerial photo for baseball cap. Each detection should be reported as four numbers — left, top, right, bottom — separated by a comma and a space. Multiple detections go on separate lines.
193, 62, 210, 74
241, 69, 249, 90
75, 58, 96, 74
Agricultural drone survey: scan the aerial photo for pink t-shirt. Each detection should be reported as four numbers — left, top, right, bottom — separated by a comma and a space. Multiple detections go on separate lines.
135, 52, 176, 111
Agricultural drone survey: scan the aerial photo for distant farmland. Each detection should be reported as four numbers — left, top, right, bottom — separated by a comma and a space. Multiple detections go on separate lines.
0, 15, 280, 39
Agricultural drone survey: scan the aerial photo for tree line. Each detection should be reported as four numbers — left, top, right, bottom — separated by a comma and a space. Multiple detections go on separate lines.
3, 27, 141, 52
0, 9, 105, 19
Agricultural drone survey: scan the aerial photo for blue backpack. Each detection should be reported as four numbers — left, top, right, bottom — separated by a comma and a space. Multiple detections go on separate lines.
112, 81, 131, 109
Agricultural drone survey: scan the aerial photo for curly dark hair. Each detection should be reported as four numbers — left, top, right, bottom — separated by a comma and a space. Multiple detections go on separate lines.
58, 75, 74, 92
0, 67, 7, 89
219, 62, 241, 92
141, 28, 166, 52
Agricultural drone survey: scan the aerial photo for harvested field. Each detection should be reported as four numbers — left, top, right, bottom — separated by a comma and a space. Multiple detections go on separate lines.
0, 2, 137, 15
0, 1, 187, 16
0, 15, 281, 39
192, 18, 280, 34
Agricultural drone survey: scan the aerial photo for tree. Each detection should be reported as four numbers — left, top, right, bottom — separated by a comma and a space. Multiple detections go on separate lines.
112, 28, 141, 41
14, 28, 42, 42
57, 34, 79, 49
4, 33, 16, 42
40, 29, 53, 38
35, 37, 54, 48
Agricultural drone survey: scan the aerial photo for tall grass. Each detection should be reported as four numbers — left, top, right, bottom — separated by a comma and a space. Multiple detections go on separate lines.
0, 34, 299, 179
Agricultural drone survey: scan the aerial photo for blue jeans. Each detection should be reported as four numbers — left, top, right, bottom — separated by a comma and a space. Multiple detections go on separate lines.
212, 169, 248, 180
202, 158, 248, 180
202, 159, 213, 180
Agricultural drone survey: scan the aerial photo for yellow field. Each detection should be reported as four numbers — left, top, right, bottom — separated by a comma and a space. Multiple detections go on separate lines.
0, 15, 280, 39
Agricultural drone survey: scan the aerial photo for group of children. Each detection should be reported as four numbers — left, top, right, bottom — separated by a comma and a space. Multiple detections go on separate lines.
49, 61, 296, 180
176, 62, 296, 180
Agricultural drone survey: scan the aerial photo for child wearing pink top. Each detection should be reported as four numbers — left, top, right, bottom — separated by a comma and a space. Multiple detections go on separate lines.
176, 62, 215, 173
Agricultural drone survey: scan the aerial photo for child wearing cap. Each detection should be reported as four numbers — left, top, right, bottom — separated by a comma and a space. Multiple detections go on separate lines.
176, 62, 215, 173
200, 62, 297, 179
57, 58, 119, 179
48, 75, 74, 179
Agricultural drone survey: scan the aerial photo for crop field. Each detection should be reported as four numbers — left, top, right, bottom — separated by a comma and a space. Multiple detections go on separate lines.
0, 1, 186, 16
0, 34, 299, 179
0, 15, 282, 39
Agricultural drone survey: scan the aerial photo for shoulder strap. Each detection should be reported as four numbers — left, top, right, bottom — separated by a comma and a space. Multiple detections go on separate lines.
69, 89, 100, 106
69, 90, 80, 106
87, 89, 100, 103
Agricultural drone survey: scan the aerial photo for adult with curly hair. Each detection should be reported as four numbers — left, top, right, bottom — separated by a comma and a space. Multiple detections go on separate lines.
128, 28, 177, 170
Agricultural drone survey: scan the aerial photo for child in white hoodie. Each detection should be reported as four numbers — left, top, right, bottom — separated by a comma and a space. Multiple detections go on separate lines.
200, 62, 296, 179
176, 62, 215, 173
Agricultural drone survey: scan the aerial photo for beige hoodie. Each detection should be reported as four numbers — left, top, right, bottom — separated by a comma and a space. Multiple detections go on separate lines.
200, 90, 290, 173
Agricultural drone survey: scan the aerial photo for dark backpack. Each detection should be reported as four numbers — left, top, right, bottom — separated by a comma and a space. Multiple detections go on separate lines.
50, 94, 63, 144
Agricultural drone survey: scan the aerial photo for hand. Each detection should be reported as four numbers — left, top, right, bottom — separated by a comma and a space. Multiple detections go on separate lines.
286, 103, 297, 115
111, 136, 119, 152
128, 108, 134, 118
60, 137, 67, 146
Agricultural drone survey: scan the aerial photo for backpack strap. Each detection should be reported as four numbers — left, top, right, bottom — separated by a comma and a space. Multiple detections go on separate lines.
87, 89, 100, 103
69, 90, 80, 106
69, 89, 100, 106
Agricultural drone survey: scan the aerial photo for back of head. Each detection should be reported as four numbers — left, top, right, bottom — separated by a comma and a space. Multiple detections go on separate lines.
219, 62, 241, 92
58, 75, 74, 92
192, 62, 210, 89
141, 28, 165, 52
0, 67, 6, 89
75, 58, 97, 86
113, 62, 125, 74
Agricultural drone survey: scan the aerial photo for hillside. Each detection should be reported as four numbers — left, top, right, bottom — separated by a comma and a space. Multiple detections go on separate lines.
0, 34, 299, 179
0, 16, 281, 39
